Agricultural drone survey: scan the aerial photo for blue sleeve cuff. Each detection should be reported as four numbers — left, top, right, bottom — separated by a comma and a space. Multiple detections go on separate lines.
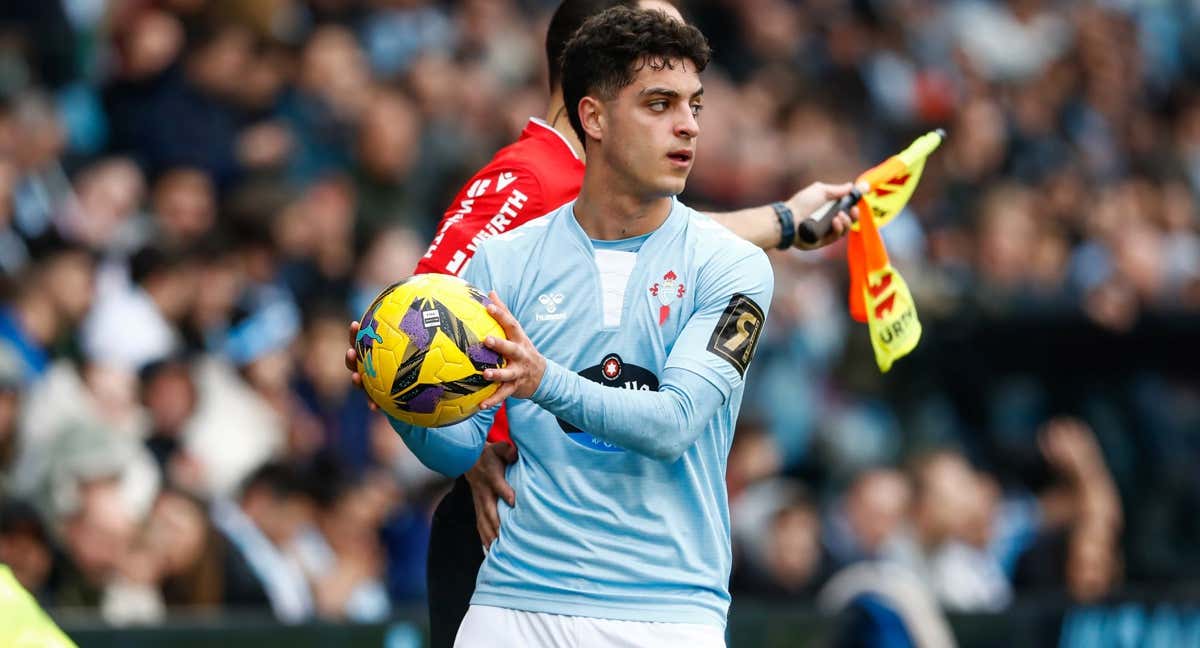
530, 359, 569, 405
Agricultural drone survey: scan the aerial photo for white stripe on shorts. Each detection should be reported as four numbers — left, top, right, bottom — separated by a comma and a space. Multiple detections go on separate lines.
454, 604, 726, 648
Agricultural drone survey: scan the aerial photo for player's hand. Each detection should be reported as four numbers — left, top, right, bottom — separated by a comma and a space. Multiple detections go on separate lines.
480, 291, 546, 407
465, 441, 518, 549
787, 181, 866, 250
346, 321, 379, 411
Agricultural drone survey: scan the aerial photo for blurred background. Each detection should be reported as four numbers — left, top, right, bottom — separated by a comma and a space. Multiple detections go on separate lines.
0, 0, 1197, 646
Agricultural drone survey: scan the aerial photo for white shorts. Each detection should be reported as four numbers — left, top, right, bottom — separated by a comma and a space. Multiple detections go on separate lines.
454, 604, 726, 648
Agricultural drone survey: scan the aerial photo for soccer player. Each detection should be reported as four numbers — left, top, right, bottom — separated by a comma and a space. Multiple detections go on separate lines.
386, 7, 781, 645
349, 2, 854, 644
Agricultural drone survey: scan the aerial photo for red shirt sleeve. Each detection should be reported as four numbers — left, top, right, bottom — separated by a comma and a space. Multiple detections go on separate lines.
413, 167, 545, 446
414, 166, 545, 277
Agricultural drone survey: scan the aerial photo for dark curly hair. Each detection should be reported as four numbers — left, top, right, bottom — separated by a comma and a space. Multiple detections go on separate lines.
545, 0, 636, 92
561, 6, 711, 147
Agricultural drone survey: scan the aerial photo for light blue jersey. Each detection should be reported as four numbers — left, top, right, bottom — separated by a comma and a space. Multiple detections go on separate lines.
391, 197, 773, 627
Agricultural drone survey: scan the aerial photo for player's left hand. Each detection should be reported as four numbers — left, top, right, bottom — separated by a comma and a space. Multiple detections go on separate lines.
481, 291, 546, 407
786, 181, 867, 250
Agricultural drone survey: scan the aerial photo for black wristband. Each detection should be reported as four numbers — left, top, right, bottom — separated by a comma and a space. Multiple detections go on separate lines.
772, 201, 795, 250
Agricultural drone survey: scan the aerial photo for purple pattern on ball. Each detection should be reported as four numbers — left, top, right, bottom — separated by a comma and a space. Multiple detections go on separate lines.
400, 307, 431, 349
469, 288, 492, 308
406, 385, 444, 414
468, 343, 500, 367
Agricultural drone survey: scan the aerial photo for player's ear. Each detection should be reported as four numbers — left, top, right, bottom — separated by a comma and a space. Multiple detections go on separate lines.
579, 95, 604, 144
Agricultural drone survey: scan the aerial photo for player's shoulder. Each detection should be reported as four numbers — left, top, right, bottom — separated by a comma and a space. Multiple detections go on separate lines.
679, 203, 769, 270
488, 124, 579, 190
475, 201, 567, 255
461, 152, 544, 202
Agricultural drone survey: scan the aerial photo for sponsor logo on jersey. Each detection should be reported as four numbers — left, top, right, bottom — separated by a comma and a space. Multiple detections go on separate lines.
423, 174, 530, 276
557, 353, 658, 452
466, 178, 491, 198
496, 171, 517, 191
536, 292, 566, 321
600, 353, 621, 381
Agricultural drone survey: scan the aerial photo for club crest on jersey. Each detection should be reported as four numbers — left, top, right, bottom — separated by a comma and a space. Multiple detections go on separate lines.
649, 270, 685, 325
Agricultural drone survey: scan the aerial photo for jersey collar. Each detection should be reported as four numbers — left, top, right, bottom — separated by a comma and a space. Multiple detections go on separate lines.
560, 196, 686, 257
527, 117, 582, 161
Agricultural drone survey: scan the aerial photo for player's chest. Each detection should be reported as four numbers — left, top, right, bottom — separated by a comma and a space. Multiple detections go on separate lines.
515, 252, 695, 362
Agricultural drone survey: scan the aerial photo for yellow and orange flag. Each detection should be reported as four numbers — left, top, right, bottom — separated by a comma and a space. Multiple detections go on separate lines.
846, 130, 944, 372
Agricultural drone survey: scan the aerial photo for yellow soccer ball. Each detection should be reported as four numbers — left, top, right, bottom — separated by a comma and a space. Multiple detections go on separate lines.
355, 274, 506, 427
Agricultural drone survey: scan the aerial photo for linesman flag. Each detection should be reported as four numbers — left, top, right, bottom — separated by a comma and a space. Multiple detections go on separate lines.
845, 130, 944, 372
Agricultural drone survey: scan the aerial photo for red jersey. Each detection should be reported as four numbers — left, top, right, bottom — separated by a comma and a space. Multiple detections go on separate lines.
413, 118, 584, 443
415, 118, 584, 276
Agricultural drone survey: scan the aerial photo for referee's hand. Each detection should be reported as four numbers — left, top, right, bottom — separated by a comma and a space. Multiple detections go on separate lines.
465, 442, 518, 549
786, 181, 865, 250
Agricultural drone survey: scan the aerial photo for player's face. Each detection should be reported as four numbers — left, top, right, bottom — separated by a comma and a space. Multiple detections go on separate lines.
600, 57, 702, 199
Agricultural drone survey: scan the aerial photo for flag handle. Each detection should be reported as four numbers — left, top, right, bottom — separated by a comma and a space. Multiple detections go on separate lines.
797, 188, 862, 245
797, 128, 947, 245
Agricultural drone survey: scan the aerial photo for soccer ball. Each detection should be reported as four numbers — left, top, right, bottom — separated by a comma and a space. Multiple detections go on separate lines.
355, 274, 506, 427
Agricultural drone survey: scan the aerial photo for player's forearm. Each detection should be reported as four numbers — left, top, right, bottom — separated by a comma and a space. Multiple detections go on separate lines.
705, 206, 784, 251
530, 362, 723, 462
386, 414, 487, 477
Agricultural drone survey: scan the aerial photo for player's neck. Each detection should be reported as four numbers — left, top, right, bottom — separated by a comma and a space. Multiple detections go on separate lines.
545, 90, 585, 160
575, 176, 672, 241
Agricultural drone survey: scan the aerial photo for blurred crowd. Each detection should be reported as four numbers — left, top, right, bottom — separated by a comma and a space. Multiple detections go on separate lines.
0, 0, 1197, 629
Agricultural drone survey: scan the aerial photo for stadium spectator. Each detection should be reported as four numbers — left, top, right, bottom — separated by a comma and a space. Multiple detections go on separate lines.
824, 468, 913, 569
0, 498, 54, 603
292, 304, 372, 473
82, 245, 197, 373
210, 461, 315, 623
137, 355, 203, 490
148, 167, 217, 249
58, 157, 147, 257
352, 88, 424, 242
0, 343, 23, 489
181, 290, 293, 498
731, 479, 832, 600
881, 451, 1014, 612
31, 421, 143, 615
1013, 418, 1123, 603
0, 233, 95, 384
294, 457, 392, 621
139, 488, 227, 610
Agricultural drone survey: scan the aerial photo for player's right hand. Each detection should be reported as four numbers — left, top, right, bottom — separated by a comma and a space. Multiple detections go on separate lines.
346, 321, 379, 411
480, 292, 547, 407
465, 441, 518, 549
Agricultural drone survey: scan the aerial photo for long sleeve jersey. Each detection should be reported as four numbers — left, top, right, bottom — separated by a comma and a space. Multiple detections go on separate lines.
391, 198, 773, 627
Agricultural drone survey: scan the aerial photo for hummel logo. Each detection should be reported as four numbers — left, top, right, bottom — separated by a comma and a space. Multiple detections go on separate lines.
538, 293, 563, 313
536, 293, 566, 322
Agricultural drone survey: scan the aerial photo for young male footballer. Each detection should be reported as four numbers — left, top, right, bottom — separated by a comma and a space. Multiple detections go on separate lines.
381, 8, 794, 646
346, 2, 855, 645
